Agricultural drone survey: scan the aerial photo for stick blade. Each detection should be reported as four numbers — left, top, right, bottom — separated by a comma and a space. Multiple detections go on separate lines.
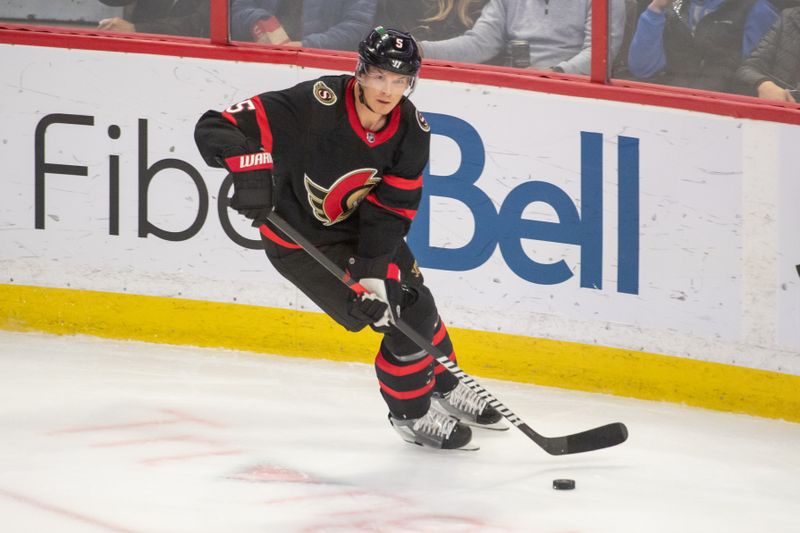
522, 422, 628, 455
558, 422, 628, 455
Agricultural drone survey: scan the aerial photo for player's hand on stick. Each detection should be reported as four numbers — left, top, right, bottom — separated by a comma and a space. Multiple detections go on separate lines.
223, 143, 274, 224
346, 255, 402, 332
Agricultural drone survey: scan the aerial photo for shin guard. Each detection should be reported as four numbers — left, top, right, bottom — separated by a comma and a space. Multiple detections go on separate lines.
374, 346, 434, 420
431, 318, 459, 394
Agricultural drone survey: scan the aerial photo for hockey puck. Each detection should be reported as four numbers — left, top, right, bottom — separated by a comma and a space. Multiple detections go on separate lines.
552, 479, 575, 490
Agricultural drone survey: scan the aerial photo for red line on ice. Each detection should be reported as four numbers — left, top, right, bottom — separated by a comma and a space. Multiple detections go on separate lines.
0, 488, 143, 533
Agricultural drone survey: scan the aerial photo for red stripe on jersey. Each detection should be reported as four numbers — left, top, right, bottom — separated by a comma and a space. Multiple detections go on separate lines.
221, 111, 238, 126
250, 97, 274, 152
383, 174, 422, 191
432, 320, 447, 345
379, 379, 435, 400
345, 78, 401, 147
365, 193, 416, 220
259, 223, 301, 249
375, 351, 433, 377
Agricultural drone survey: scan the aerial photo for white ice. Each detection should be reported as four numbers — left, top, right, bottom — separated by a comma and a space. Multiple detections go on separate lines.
0, 330, 798, 533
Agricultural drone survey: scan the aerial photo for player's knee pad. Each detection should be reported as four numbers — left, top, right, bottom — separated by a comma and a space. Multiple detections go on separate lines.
382, 283, 438, 357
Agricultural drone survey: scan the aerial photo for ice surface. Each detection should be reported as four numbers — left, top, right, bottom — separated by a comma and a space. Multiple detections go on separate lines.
0, 331, 798, 532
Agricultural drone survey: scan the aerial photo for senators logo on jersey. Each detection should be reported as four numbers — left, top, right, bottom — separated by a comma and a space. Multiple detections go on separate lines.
304, 168, 381, 225
416, 110, 430, 132
313, 81, 337, 106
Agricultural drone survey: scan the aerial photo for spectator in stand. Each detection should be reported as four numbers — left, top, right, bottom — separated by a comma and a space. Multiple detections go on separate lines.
771, 0, 800, 11
610, 0, 651, 78
736, 6, 800, 102
231, 0, 376, 51
418, 0, 627, 75
97, 0, 209, 37
627, 0, 779, 92
376, 0, 490, 42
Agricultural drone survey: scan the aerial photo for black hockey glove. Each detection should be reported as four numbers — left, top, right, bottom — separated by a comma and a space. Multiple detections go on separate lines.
223, 147, 274, 224
346, 255, 402, 332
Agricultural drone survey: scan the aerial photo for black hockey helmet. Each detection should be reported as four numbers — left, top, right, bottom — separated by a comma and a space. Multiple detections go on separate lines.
357, 26, 421, 78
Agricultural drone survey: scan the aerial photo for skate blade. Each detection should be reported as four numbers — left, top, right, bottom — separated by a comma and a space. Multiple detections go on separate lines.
391, 424, 481, 451
409, 440, 480, 451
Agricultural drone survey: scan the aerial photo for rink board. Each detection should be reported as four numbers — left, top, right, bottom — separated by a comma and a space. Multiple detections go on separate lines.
3, 284, 798, 423
0, 43, 798, 421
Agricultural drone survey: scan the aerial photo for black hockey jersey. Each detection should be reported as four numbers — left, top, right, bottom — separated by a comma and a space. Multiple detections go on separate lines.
195, 74, 431, 259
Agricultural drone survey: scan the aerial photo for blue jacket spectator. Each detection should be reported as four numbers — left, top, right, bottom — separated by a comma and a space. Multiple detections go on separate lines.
627, 0, 778, 92
231, 0, 376, 51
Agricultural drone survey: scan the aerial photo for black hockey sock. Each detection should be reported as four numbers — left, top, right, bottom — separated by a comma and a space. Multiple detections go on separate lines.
374, 344, 434, 420
431, 319, 459, 394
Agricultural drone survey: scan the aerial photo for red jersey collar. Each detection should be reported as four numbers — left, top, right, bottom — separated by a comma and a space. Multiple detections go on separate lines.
345, 77, 401, 147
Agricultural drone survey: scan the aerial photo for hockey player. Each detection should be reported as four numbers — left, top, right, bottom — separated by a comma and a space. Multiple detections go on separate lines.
194, 26, 505, 450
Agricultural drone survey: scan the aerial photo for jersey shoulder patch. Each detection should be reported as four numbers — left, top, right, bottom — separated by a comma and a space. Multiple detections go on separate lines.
312, 81, 337, 106
415, 109, 430, 133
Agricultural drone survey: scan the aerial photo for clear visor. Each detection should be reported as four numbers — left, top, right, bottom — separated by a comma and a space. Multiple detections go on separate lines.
356, 63, 417, 96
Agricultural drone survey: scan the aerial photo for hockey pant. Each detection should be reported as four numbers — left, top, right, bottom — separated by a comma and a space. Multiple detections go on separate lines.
262, 235, 459, 419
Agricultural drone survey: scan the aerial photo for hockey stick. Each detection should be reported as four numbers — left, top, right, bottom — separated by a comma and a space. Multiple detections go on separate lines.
263, 211, 628, 455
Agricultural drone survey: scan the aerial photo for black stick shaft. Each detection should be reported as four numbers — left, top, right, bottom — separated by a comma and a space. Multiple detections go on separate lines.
263, 211, 628, 455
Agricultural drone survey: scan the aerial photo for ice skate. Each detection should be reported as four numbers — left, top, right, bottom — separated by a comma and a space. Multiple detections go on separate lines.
389, 408, 478, 450
432, 381, 508, 431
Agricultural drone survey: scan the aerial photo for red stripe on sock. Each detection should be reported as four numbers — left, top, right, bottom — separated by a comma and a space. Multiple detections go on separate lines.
375, 351, 432, 377
432, 320, 447, 345
433, 351, 457, 374
378, 379, 434, 400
